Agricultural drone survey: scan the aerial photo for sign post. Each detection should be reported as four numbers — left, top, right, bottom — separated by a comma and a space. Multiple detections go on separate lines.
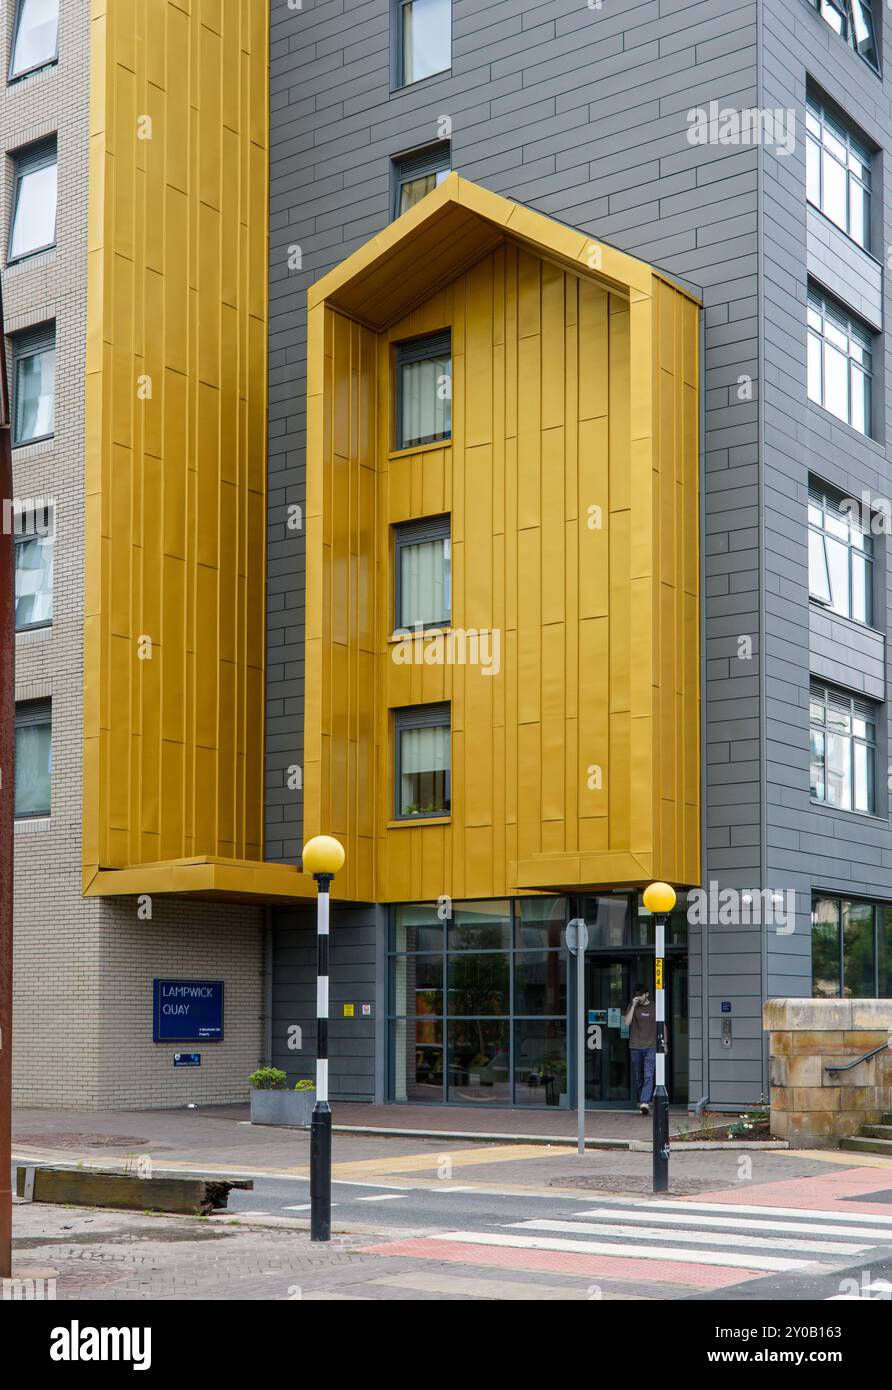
566, 918, 589, 1156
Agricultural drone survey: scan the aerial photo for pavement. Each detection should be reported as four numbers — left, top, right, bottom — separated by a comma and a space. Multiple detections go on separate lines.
7, 1103, 892, 1302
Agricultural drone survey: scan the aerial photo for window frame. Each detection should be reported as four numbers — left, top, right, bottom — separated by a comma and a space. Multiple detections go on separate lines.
8, 0, 59, 83
806, 289, 873, 436
807, 483, 874, 627
392, 143, 451, 220
395, 0, 452, 89
13, 501, 53, 632
811, 0, 881, 74
7, 137, 58, 263
809, 682, 877, 816
805, 96, 872, 249
393, 702, 451, 821
812, 894, 885, 998
393, 514, 451, 633
394, 330, 452, 451
14, 696, 51, 820
11, 321, 56, 446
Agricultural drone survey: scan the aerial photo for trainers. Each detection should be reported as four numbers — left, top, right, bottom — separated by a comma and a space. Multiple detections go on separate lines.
640, 1103, 649, 1115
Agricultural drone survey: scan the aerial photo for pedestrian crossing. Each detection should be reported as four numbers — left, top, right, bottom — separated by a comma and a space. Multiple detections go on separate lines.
365, 1195, 892, 1295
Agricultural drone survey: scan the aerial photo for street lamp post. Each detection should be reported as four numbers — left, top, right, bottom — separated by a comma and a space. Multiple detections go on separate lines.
302, 835, 346, 1243
642, 881, 677, 1195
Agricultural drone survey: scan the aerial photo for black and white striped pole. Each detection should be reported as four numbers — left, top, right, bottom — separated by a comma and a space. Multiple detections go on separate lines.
643, 881, 676, 1195
302, 835, 346, 1242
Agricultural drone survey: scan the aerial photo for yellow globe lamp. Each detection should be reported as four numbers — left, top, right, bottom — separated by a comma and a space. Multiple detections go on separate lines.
302, 835, 345, 879
642, 881, 677, 915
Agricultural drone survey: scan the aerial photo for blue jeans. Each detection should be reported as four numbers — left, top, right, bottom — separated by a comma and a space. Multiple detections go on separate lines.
631, 1047, 656, 1105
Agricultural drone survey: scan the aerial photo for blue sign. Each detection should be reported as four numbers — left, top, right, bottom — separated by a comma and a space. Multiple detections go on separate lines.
153, 980, 224, 1042
721, 1000, 732, 1013
174, 1053, 201, 1067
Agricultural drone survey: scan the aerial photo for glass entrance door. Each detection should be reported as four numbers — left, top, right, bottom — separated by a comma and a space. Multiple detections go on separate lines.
584, 958, 634, 1103
583, 954, 687, 1106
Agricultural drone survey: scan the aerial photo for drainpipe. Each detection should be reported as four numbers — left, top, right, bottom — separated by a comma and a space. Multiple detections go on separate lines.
0, 279, 14, 1279
263, 907, 273, 1067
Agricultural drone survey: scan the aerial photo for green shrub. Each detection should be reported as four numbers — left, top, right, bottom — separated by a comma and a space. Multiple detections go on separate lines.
249, 1067, 287, 1090
294, 1079, 315, 1092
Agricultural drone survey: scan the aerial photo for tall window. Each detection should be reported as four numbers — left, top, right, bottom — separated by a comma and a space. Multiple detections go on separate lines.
394, 703, 450, 818
15, 699, 51, 818
807, 290, 872, 435
394, 516, 450, 630
9, 0, 59, 81
396, 331, 451, 450
806, 98, 871, 247
11, 323, 55, 445
812, 0, 880, 72
398, 0, 451, 86
388, 897, 569, 1106
812, 896, 892, 997
808, 484, 873, 625
393, 144, 451, 219
8, 138, 57, 261
809, 683, 876, 814
14, 505, 53, 630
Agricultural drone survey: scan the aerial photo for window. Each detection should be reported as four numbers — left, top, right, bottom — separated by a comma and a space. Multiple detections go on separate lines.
14, 504, 53, 630
394, 703, 450, 818
809, 683, 876, 814
806, 98, 871, 247
812, 0, 880, 72
8, 138, 57, 261
394, 516, 450, 631
388, 897, 568, 1105
393, 143, 451, 219
396, 331, 451, 450
812, 895, 892, 997
398, 0, 451, 86
11, 323, 55, 444
807, 290, 872, 435
808, 484, 873, 625
9, 0, 58, 81
15, 698, 51, 818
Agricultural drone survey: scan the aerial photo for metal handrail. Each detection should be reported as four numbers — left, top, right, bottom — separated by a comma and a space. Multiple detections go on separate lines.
825, 1041, 892, 1074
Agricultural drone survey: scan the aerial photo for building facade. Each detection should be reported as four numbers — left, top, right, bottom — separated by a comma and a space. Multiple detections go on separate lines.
5, 0, 892, 1113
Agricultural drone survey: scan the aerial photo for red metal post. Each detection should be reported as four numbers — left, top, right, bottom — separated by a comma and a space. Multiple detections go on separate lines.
0, 278, 14, 1278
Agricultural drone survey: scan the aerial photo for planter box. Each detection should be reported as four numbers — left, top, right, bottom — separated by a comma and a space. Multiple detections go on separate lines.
250, 1087, 315, 1128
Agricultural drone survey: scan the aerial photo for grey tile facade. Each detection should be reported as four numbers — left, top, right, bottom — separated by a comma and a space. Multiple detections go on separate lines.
267, 0, 892, 1107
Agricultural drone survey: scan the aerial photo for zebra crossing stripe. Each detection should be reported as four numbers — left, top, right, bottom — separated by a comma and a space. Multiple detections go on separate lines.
435, 1230, 811, 1273
640, 1199, 892, 1225
509, 1218, 868, 1256
572, 1205, 892, 1242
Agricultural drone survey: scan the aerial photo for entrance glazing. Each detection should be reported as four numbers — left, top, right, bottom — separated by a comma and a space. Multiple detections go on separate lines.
387, 892, 689, 1107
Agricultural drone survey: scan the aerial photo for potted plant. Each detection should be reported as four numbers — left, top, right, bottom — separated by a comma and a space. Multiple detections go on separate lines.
249, 1068, 316, 1128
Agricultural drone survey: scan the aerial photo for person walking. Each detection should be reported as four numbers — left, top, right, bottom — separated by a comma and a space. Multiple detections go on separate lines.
624, 982, 657, 1115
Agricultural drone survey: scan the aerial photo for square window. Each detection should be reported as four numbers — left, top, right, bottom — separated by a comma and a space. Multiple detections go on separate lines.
393, 143, 451, 218
396, 331, 451, 450
9, 0, 58, 81
394, 515, 450, 630
398, 0, 451, 87
15, 698, 51, 818
394, 703, 450, 818
8, 139, 57, 261
11, 323, 55, 445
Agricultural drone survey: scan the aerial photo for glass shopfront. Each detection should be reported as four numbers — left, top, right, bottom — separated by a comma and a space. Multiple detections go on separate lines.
387, 892, 688, 1108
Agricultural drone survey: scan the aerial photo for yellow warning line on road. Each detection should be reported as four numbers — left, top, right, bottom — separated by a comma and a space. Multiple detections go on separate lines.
330, 1144, 565, 1179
